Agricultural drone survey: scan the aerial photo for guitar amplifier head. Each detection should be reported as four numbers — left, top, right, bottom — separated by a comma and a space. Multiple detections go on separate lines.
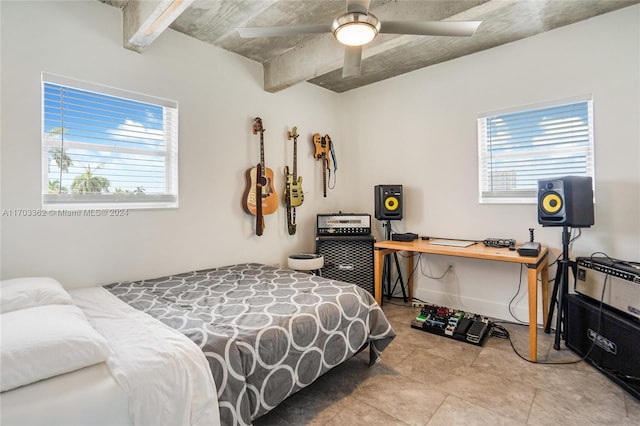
575, 256, 640, 320
316, 213, 371, 236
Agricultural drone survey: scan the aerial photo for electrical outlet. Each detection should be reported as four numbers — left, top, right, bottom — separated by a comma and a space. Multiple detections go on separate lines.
412, 302, 427, 307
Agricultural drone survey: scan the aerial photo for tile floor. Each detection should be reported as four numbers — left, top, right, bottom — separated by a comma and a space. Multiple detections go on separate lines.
254, 302, 640, 425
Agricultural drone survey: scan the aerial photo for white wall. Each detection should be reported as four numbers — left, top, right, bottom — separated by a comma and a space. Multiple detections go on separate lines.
0, 0, 346, 287
340, 5, 640, 320
1, 1, 638, 322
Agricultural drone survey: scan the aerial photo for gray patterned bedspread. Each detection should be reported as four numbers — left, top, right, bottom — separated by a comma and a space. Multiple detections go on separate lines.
104, 263, 395, 425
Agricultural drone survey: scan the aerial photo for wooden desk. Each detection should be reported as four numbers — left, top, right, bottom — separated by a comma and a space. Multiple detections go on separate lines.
374, 240, 549, 362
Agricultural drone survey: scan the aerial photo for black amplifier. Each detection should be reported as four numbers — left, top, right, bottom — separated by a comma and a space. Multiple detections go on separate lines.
566, 294, 640, 400
316, 213, 371, 236
316, 235, 374, 296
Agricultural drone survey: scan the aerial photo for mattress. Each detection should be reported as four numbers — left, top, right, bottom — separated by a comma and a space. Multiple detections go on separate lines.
105, 263, 396, 425
0, 363, 131, 426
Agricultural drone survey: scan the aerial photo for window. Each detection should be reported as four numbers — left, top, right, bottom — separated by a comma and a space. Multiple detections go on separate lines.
42, 73, 178, 209
478, 97, 594, 203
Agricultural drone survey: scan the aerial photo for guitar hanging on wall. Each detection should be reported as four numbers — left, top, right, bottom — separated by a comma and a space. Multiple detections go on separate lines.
242, 117, 277, 235
284, 126, 303, 235
312, 133, 332, 197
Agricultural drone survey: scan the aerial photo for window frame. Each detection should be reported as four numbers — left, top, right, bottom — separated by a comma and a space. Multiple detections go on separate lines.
477, 96, 595, 204
41, 73, 179, 210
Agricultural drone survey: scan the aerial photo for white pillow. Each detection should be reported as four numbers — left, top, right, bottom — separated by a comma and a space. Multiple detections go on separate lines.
0, 277, 72, 314
1, 304, 112, 392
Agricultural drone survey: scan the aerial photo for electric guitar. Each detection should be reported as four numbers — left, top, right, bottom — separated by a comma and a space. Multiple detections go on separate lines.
312, 132, 330, 160
284, 127, 304, 208
284, 127, 303, 235
242, 117, 277, 235
312, 133, 331, 198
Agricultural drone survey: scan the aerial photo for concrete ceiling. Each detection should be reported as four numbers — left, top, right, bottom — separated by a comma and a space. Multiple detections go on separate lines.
100, 0, 638, 93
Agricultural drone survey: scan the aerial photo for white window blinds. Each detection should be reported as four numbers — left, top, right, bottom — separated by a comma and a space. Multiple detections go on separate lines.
477, 97, 594, 203
42, 73, 178, 209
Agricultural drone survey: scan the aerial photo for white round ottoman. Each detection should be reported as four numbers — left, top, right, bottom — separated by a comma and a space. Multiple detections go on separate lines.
288, 253, 324, 275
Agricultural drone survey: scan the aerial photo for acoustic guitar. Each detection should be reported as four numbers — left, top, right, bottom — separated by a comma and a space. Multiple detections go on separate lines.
242, 117, 277, 235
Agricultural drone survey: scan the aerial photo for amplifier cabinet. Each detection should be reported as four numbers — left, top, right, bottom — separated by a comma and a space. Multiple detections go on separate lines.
566, 294, 640, 400
315, 235, 375, 297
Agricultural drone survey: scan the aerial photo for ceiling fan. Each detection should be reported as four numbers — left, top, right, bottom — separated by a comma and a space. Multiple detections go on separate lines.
237, 0, 482, 78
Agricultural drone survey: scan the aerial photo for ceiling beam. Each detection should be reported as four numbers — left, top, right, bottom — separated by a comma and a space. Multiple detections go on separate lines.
262, 0, 489, 92
264, 35, 346, 93
123, 0, 194, 52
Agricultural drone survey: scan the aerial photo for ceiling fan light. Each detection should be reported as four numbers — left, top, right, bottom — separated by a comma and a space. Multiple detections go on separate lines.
335, 23, 376, 46
332, 12, 380, 47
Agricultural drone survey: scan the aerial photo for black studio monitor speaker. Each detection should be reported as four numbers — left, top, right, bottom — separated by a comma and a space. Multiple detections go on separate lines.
537, 176, 594, 227
374, 185, 403, 220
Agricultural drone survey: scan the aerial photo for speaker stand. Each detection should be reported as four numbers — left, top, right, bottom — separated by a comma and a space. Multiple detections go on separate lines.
382, 220, 408, 302
544, 225, 574, 350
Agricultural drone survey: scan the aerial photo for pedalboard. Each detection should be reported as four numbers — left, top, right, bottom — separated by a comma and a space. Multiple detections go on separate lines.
410, 303, 492, 346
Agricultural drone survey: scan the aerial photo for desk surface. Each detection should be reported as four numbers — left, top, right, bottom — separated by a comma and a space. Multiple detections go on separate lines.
374, 239, 548, 266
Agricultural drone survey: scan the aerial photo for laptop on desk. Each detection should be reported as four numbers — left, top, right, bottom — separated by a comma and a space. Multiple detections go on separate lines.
429, 239, 476, 248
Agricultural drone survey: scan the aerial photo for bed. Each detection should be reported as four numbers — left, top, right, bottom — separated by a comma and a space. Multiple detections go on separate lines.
103, 263, 396, 425
1, 263, 395, 426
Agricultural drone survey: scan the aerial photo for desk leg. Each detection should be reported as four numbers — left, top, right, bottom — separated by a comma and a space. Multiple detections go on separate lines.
528, 266, 538, 362
374, 248, 392, 306
541, 261, 549, 330
406, 252, 414, 303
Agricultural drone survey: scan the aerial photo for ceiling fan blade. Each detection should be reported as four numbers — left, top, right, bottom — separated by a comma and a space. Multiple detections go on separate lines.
237, 24, 332, 38
342, 45, 362, 78
379, 20, 482, 37
346, 0, 371, 14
